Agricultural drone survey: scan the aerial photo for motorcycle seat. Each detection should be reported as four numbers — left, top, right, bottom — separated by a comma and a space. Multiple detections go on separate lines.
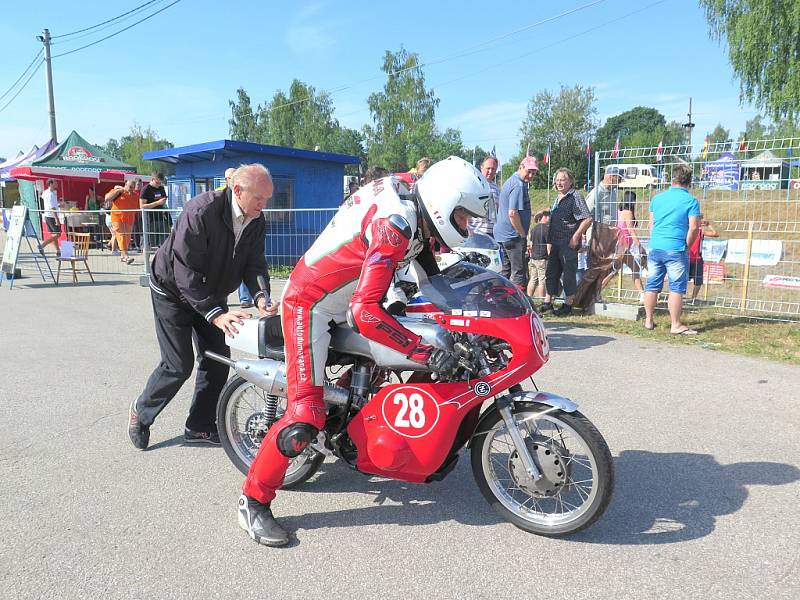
257, 315, 285, 360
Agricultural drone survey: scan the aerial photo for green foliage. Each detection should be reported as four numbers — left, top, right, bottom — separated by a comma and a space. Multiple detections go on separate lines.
700, 0, 800, 120
517, 84, 597, 188
741, 115, 767, 141
228, 88, 258, 141
705, 123, 731, 160
594, 106, 684, 155
103, 124, 174, 176
363, 46, 463, 171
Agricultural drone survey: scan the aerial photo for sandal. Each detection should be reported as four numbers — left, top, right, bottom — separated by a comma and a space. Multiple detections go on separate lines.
671, 327, 698, 336
125, 256, 135, 265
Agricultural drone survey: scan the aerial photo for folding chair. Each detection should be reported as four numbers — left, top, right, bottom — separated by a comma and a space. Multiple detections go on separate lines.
56, 233, 95, 285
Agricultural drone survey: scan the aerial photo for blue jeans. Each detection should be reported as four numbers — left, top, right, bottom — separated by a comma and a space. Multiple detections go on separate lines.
238, 282, 252, 303
646, 249, 689, 294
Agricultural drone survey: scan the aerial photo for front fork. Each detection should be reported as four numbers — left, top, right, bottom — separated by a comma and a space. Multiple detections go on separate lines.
495, 395, 543, 481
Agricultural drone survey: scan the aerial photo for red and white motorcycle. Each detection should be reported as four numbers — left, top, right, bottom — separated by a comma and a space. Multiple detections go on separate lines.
208, 262, 613, 536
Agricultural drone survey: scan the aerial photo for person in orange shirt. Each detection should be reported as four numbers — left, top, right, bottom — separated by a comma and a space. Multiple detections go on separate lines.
105, 179, 139, 265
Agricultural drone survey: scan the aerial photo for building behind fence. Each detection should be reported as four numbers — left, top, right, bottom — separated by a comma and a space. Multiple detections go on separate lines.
593, 138, 800, 321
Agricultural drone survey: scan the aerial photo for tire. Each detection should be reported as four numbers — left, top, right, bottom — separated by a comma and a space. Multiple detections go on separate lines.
216, 376, 324, 487
471, 401, 613, 536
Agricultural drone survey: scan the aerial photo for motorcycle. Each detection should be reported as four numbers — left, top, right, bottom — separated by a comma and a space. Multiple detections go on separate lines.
207, 262, 614, 536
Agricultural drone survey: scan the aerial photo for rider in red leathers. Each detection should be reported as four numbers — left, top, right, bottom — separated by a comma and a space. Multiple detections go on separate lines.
237, 156, 492, 546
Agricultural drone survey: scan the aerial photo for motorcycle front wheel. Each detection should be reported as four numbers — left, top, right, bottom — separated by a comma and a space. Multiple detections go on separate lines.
216, 376, 324, 487
471, 401, 613, 536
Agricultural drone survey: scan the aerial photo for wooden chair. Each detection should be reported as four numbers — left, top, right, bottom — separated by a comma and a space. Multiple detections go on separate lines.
56, 233, 95, 285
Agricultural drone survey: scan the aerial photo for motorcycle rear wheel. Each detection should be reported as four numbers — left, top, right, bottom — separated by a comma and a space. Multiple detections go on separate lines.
216, 376, 324, 487
471, 401, 613, 536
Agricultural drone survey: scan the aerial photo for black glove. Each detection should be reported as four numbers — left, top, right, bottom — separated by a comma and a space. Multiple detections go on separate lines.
408, 343, 456, 372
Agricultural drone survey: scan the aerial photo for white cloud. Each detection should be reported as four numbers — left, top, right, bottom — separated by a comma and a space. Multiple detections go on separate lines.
285, 3, 339, 55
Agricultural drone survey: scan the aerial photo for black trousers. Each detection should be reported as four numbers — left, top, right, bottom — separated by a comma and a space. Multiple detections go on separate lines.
545, 242, 579, 299
500, 236, 529, 288
136, 289, 230, 432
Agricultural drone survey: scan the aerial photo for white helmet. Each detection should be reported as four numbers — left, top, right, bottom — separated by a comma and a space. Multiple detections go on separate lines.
414, 156, 492, 249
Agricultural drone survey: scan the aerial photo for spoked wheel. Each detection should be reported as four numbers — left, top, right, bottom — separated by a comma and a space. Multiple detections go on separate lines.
216, 376, 324, 486
471, 401, 613, 536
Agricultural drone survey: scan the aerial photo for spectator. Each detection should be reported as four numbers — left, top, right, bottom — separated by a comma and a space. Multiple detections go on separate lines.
526, 210, 550, 298
140, 173, 170, 251
688, 213, 720, 304
584, 166, 624, 223
599, 192, 645, 300
128, 163, 278, 450
394, 157, 432, 189
105, 179, 138, 265
37, 179, 61, 256
469, 155, 500, 238
539, 167, 593, 316
364, 166, 389, 184
642, 164, 701, 334
495, 156, 538, 289
348, 180, 359, 196
85, 185, 98, 211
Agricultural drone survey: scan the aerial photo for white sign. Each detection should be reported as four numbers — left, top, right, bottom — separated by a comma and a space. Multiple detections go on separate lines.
762, 275, 800, 290
725, 239, 782, 266
701, 239, 728, 262
1, 205, 27, 275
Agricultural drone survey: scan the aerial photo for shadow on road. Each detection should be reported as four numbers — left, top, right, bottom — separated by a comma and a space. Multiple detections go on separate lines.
275, 449, 798, 545
573, 450, 800, 545
545, 324, 615, 352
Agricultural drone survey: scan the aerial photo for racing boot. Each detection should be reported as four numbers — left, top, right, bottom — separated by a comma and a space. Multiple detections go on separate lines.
238, 495, 289, 547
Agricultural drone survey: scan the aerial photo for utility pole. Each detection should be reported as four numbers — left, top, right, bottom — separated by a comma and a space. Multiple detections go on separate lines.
36, 28, 57, 144
682, 97, 695, 152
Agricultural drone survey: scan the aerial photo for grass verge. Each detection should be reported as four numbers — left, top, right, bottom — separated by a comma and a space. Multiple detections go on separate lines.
545, 304, 800, 365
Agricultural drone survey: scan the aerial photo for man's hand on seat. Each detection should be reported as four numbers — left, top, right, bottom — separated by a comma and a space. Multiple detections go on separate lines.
213, 310, 251, 337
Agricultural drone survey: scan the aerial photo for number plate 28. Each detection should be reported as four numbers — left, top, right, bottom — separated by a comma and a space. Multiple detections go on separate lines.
381, 386, 440, 438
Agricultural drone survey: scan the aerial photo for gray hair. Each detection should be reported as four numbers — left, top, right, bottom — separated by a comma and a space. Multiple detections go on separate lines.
224, 167, 236, 180
554, 167, 575, 188
231, 163, 271, 189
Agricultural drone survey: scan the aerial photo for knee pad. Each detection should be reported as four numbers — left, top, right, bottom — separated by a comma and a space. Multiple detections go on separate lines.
276, 423, 319, 458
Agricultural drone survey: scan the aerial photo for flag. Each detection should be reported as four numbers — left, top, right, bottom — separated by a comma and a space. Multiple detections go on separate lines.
739, 138, 748, 153
656, 139, 664, 163
490, 145, 496, 158
701, 135, 709, 160
585, 139, 591, 158
611, 136, 620, 159
544, 143, 551, 165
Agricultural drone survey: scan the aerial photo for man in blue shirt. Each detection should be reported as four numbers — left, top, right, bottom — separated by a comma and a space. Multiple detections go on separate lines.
643, 164, 701, 334
495, 156, 538, 288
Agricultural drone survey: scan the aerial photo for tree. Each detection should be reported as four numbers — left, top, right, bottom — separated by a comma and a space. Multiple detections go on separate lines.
104, 124, 175, 176
705, 123, 731, 160
228, 88, 258, 141
741, 115, 768, 141
594, 106, 685, 155
700, 0, 800, 120
228, 80, 365, 170
364, 46, 463, 170
517, 84, 597, 188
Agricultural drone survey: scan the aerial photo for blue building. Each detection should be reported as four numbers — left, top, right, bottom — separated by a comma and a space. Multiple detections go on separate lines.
143, 139, 360, 265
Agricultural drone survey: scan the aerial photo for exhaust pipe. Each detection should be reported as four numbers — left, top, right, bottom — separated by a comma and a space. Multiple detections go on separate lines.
205, 352, 349, 406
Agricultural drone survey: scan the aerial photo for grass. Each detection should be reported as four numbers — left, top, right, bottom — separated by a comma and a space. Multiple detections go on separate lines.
546, 303, 800, 365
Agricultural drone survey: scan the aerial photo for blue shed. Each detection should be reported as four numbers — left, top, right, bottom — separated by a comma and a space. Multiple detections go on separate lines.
143, 139, 360, 265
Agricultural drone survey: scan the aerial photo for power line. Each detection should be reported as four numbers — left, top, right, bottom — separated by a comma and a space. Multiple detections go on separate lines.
0, 60, 44, 115
51, 0, 162, 39
52, 0, 181, 59
0, 49, 43, 103
51, 0, 173, 45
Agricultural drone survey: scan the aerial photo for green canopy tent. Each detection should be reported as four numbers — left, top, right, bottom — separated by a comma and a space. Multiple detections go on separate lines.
33, 130, 134, 171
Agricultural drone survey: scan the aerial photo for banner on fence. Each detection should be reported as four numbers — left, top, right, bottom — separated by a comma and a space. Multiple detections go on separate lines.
725, 239, 782, 266
703, 261, 726, 284
701, 239, 728, 262
762, 275, 800, 289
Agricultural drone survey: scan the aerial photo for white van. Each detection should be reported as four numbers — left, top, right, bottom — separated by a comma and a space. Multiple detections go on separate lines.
606, 164, 660, 188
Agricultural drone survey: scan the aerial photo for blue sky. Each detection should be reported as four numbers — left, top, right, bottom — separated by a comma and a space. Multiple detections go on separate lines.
0, 0, 761, 164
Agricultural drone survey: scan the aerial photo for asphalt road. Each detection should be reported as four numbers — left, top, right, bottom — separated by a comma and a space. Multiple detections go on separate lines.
1, 273, 798, 600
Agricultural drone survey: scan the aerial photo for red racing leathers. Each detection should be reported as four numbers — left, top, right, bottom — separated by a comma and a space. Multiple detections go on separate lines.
243, 176, 433, 504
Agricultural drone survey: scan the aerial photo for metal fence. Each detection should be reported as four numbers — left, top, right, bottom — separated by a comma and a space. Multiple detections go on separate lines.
593, 138, 800, 321
2, 206, 338, 284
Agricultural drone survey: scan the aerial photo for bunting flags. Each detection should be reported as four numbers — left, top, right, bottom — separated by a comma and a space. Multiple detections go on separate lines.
738, 138, 748, 153
544, 143, 551, 165
656, 139, 664, 163
701, 135, 710, 160
611, 136, 620, 159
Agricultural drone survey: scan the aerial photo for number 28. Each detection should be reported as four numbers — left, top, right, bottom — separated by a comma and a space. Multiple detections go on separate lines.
393, 392, 426, 429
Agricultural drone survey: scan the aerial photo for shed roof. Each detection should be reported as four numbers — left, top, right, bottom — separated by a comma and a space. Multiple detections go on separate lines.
142, 139, 361, 166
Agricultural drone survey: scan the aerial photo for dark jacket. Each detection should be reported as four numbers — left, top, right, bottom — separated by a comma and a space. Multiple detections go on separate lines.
151, 187, 270, 322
